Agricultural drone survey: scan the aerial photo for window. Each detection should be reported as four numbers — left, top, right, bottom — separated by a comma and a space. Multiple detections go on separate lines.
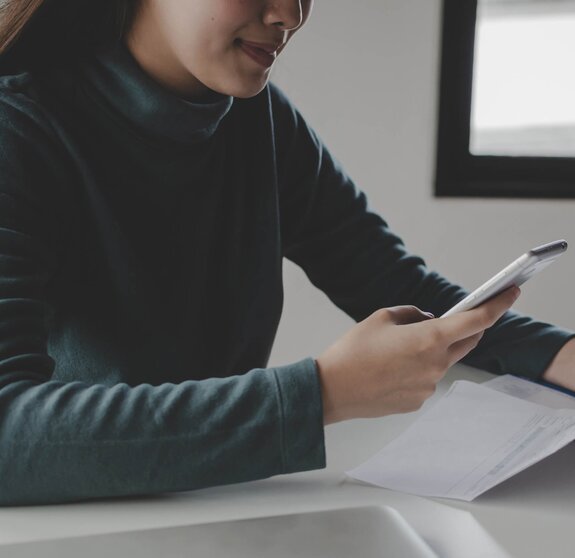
435, 0, 575, 197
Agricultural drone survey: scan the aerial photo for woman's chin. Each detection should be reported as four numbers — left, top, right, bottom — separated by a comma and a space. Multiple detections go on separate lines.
212, 76, 270, 99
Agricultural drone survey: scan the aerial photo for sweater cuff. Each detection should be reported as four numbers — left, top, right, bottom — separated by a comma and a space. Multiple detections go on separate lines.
492, 327, 575, 382
528, 329, 575, 382
272, 357, 326, 474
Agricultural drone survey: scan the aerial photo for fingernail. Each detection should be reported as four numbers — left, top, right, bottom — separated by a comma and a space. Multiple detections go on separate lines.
424, 312, 435, 318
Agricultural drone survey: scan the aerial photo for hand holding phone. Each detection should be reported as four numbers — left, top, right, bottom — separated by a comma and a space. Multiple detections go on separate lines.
441, 240, 568, 318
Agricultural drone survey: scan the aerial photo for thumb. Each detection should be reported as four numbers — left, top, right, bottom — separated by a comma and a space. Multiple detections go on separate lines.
385, 305, 435, 326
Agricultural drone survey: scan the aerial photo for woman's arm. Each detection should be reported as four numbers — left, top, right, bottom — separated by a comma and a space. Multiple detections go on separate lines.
542, 337, 575, 390
270, 82, 575, 383
0, 95, 326, 506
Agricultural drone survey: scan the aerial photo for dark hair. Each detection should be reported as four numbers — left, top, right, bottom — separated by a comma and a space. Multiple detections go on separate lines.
0, 0, 142, 74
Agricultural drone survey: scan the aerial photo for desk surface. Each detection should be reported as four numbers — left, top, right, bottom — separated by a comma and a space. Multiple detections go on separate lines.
1, 364, 574, 557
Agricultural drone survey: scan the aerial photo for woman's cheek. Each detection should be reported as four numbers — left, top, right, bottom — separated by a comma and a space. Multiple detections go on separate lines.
212, 0, 257, 23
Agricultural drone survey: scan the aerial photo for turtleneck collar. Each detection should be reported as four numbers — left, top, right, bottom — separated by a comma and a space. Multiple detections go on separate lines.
77, 40, 234, 145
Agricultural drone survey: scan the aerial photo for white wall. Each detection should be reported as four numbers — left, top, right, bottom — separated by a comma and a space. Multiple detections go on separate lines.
268, 0, 575, 368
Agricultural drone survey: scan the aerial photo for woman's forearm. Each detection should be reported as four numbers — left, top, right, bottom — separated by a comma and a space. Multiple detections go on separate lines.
542, 337, 575, 391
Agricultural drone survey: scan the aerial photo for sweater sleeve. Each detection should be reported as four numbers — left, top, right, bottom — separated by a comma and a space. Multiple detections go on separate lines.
0, 88, 325, 506
270, 82, 575, 382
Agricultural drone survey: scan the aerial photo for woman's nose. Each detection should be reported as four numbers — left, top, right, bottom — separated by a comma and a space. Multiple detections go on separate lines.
263, 0, 304, 32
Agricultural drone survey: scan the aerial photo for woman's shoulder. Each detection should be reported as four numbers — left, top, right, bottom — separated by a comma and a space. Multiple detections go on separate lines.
265, 81, 322, 152
0, 69, 61, 140
0, 69, 78, 208
267, 81, 299, 120
263, 81, 315, 142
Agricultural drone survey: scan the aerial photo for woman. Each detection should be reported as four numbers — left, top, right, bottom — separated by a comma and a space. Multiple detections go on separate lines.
0, 0, 572, 506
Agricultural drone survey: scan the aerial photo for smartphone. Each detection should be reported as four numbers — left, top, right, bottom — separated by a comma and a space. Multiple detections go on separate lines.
441, 239, 568, 318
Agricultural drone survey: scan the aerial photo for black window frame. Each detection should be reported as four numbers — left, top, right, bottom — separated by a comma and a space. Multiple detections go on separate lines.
435, 0, 575, 198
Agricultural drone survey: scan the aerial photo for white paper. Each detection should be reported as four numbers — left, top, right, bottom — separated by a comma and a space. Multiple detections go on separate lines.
483, 374, 575, 410
346, 380, 575, 501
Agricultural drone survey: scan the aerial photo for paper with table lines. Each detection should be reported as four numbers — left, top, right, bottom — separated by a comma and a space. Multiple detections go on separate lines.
347, 377, 575, 501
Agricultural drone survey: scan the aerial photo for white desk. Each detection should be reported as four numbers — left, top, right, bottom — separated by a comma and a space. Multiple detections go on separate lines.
1, 364, 574, 557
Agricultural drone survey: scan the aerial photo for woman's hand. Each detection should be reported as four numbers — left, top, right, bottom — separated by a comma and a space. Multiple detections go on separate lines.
315, 286, 520, 424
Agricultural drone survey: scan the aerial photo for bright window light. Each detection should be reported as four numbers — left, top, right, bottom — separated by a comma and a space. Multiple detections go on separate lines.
471, 8, 575, 157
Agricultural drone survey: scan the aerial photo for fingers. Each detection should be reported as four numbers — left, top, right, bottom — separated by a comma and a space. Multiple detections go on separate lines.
385, 305, 435, 326
447, 331, 484, 366
439, 286, 520, 342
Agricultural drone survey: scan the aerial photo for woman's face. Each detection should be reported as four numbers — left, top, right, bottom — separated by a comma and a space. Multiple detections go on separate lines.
126, 0, 314, 100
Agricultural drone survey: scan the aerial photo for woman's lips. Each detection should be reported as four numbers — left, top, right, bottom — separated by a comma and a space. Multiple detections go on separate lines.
237, 40, 276, 68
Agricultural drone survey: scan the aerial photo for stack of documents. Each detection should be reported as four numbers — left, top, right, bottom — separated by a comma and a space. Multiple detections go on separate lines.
347, 376, 575, 501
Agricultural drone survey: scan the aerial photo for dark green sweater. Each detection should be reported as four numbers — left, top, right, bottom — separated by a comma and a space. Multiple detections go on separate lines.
0, 39, 572, 506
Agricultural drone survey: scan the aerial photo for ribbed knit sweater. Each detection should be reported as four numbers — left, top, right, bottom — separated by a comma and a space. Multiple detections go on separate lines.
0, 39, 572, 505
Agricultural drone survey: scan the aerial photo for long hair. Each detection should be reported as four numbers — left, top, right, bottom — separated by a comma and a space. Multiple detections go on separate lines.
0, 0, 142, 74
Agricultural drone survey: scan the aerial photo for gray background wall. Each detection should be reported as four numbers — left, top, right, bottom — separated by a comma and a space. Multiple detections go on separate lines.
268, 0, 575, 368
